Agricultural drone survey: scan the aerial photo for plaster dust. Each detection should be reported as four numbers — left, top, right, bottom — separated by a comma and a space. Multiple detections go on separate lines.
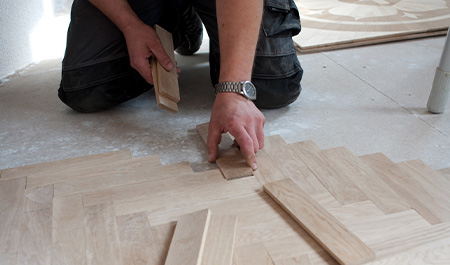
1, 36, 450, 172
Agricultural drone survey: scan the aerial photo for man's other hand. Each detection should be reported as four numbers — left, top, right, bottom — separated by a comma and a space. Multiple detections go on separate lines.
207, 93, 265, 170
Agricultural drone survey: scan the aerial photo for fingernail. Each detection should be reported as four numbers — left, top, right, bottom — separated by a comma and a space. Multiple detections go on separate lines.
167, 62, 175, 70
208, 154, 214, 163
252, 162, 257, 170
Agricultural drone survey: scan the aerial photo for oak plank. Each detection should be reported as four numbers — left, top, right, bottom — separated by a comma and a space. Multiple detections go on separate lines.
164, 209, 211, 265
28, 155, 160, 190
264, 178, 375, 265
201, 215, 238, 265
52, 194, 87, 265
273, 255, 312, 265
360, 153, 450, 224
290, 141, 367, 204
152, 221, 177, 265
0, 177, 26, 255
263, 136, 328, 194
1, 149, 132, 181
196, 122, 253, 180
116, 212, 164, 265
83, 203, 121, 265
254, 149, 287, 185
154, 25, 180, 103
320, 147, 410, 214
54, 161, 191, 197
438, 167, 450, 178
23, 185, 53, 212
17, 208, 52, 265
326, 201, 385, 226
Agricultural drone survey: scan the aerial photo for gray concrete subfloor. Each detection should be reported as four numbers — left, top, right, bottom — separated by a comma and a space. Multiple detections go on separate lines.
1, 36, 450, 172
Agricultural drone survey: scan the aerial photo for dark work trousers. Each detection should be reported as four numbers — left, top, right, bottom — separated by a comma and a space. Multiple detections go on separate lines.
58, 0, 303, 113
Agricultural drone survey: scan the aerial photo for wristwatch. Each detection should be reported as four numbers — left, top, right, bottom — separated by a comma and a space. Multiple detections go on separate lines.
214, 81, 257, 101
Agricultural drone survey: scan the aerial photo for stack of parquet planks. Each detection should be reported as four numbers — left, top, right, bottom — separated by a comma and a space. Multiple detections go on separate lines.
1, 132, 450, 264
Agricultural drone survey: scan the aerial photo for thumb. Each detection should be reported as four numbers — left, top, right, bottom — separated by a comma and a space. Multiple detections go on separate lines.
152, 43, 175, 71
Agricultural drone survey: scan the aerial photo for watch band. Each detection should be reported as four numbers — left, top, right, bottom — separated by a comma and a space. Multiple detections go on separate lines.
214, 81, 257, 100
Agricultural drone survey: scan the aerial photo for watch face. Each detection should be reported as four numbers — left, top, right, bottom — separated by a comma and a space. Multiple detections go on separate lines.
243, 82, 257, 100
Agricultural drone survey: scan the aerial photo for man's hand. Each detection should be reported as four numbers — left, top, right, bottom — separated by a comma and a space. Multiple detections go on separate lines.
207, 93, 265, 170
123, 23, 174, 84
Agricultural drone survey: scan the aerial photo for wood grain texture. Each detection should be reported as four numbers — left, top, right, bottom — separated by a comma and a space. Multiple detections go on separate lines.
263, 136, 328, 195
0, 177, 26, 255
196, 122, 253, 180
234, 243, 275, 265
152, 222, 177, 264
360, 153, 450, 224
154, 25, 180, 103
28, 155, 161, 190
290, 141, 368, 204
254, 149, 287, 185
17, 208, 52, 265
320, 147, 410, 214
264, 178, 375, 265
23, 185, 53, 213
274, 255, 312, 265
326, 201, 385, 226
52, 194, 87, 265
83, 203, 121, 265
439, 167, 450, 177
54, 160, 191, 197
116, 212, 164, 265
164, 209, 211, 265
0, 149, 132, 181
201, 215, 237, 265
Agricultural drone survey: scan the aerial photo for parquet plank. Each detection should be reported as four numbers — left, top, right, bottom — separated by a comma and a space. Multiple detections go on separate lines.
289, 141, 368, 204
116, 212, 164, 265
360, 153, 450, 224
196, 122, 253, 180
273, 255, 312, 265
152, 221, 176, 265
83, 168, 223, 207
28, 155, 161, 190
164, 209, 211, 265
83, 203, 121, 265
253, 149, 287, 185
263, 136, 328, 195
234, 243, 275, 265
1, 149, 132, 180
264, 178, 375, 265
320, 147, 410, 214
201, 215, 237, 265
0, 178, 26, 255
24, 185, 53, 213
17, 208, 52, 265
54, 161, 191, 197
439, 167, 450, 177
326, 201, 385, 226
114, 175, 261, 219
52, 194, 87, 265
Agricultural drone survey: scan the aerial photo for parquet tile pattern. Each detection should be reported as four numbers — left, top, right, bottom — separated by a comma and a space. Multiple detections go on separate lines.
1, 135, 450, 264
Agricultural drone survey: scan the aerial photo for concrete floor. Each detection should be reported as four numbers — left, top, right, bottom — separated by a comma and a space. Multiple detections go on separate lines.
1, 36, 450, 172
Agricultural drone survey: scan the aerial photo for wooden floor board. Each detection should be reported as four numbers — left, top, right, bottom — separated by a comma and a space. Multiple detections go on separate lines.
201, 215, 237, 265
52, 194, 87, 265
264, 178, 375, 265
1, 149, 132, 181
439, 167, 450, 178
290, 141, 368, 204
54, 161, 191, 197
361, 153, 450, 224
273, 255, 312, 265
320, 147, 410, 214
164, 209, 211, 265
326, 201, 385, 226
234, 243, 275, 265
254, 149, 287, 185
23, 185, 53, 213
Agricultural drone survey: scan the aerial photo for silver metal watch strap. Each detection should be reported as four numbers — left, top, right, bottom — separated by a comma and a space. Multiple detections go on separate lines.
214, 82, 243, 94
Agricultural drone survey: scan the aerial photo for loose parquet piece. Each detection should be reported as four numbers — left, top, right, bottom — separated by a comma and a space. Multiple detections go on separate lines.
360, 153, 450, 224
234, 243, 275, 265
164, 209, 211, 265
201, 215, 237, 265
320, 147, 410, 214
83, 203, 121, 265
263, 136, 328, 195
52, 194, 87, 265
116, 212, 164, 265
0, 149, 132, 181
28, 155, 161, 190
264, 178, 375, 265
196, 122, 253, 180
0, 178, 26, 255
289, 141, 368, 204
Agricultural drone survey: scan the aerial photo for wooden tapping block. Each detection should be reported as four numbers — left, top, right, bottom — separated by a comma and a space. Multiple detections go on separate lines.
196, 122, 254, 180
151, 25, 179, 113
0, 149, 132, 181
164, 209, 211, 265
263, 178, 376, 265
201, 215, 237, 265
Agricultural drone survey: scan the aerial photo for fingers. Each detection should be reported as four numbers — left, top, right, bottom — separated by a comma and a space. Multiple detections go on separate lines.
232, 127, 258, 170
133, 58, 154, 84
206, 124, 222, 163
152, 42, 175, 72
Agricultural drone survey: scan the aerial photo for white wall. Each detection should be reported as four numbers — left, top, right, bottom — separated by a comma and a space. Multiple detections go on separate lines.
0, 0, 72, 79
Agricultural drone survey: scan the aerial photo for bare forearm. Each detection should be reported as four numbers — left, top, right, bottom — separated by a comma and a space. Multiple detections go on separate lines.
216, 0, 263, 82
